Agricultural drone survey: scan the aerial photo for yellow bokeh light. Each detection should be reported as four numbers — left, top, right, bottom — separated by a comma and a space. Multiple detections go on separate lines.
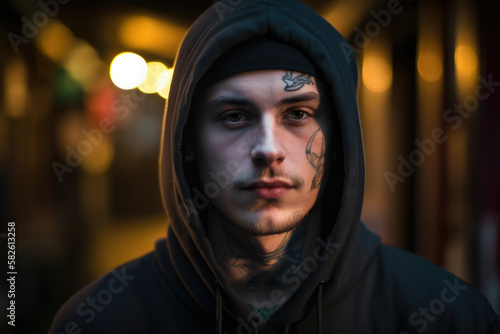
158, 68, 174, 99
418, 51, 443, 83
81, 136, 114, 175
36, 20, 75, 63
362, 55, 392, 93
65, 41, 104, 90
110, 52, 147, 90
455, 45, 478, 78
4, 57, 27, 118
119, 16, 186, 60
139, 62, 169, 94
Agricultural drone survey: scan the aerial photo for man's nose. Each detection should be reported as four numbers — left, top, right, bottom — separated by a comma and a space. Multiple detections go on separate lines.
250, 116, 286, 166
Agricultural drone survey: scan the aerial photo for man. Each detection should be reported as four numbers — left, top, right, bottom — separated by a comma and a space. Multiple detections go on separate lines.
50, 0, 499, 333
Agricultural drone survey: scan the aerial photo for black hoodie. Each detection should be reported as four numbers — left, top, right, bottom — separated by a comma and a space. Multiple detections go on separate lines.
50, 0, 499, 333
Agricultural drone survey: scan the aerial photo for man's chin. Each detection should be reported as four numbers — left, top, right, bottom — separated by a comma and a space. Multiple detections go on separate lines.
231, 211, 306, 237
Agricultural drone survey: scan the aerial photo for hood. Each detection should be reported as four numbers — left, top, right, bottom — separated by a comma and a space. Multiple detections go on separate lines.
158, 0, 377, 328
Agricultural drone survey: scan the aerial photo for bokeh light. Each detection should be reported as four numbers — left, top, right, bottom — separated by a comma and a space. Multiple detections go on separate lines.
455, 45, 478, 79
4, 57, 27, 118
110, 52, 148, 90
158, 68, 174, 99
65, 41, 104, 91
119, 15, 186, 60
36, 20, 75, 64
139, 62, 169, 94
362, 54, 393, 93
418, 51, 443, 83
81, 136, 115, 175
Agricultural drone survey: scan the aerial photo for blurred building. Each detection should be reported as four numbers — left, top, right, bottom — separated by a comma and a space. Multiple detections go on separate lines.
0, 0, 499, 332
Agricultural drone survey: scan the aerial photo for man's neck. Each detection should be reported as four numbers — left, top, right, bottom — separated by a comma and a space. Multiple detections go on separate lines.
207, 206, 321, 304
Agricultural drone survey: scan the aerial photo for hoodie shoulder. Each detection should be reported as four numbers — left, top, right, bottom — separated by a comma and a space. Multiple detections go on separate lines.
376, 245, 499, 333
48, 250, 207, 334
49, 253, 156, 333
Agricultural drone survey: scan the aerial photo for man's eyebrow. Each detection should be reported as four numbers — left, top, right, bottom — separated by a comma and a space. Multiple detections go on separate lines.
205, 96, 254, 109
205, 92, 320, 110
274, 92, 320, 108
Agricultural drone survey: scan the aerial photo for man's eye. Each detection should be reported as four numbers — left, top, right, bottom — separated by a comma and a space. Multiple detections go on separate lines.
221, 112, 250, 127
287, 110, 309, 120
225, 113, 244, 122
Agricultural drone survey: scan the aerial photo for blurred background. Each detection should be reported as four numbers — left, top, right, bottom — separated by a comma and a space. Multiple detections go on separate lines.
0, 0, 499, 332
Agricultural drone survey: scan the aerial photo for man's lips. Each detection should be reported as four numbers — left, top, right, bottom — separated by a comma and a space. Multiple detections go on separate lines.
242, 180, 294, 199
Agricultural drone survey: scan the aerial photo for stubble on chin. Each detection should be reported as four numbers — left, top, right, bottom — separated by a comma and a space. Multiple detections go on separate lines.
228, 209, 306, 237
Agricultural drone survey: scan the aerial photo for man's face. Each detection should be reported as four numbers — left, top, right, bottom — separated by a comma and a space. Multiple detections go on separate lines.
193, 70, 331, 236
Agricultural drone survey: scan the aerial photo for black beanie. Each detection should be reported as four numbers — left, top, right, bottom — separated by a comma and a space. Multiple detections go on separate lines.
199, 35, 320, 88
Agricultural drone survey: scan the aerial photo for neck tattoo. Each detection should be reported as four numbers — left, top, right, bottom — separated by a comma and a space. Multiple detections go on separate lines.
223, 224, 308, 290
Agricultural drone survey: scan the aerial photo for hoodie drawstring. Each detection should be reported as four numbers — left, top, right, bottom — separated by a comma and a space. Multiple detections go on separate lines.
216, 281, 222, 334
316, 281, 324, 334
